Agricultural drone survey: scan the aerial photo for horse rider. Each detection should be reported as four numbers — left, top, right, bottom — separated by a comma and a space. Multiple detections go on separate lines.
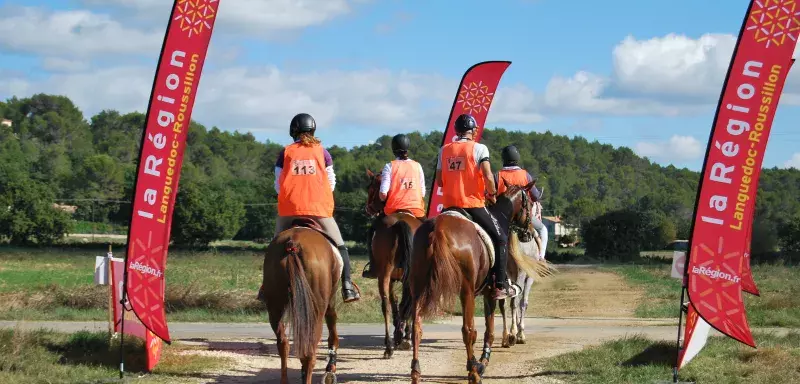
362, 133, 427, 278
435, 113, 518, 300
266, 112, 360, 303
495, 145, 549, 260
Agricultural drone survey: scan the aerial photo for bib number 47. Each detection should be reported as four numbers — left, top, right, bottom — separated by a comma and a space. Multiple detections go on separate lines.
447, 156, 465, 171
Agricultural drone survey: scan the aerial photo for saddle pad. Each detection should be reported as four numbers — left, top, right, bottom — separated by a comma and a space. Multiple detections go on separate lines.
293, 227, 343, 280
438, 211, 495, 267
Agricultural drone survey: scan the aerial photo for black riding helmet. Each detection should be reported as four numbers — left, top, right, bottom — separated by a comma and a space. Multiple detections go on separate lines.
501, 145, 521, 166
391, 134, 411, 158
290, 113, 316, 140
454, 113, 477, 135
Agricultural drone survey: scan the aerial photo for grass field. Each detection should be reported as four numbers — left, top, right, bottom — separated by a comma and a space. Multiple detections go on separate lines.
0, 327, 229, 384
610, 263, 800, 327
0, 245, 387, 323
543, 331, 800, 384
2, 244, 798, 326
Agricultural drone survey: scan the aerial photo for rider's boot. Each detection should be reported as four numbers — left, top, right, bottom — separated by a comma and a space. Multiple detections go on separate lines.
339, 245, 361, 303
491, 245, 519, 301
362, 219, 378, 279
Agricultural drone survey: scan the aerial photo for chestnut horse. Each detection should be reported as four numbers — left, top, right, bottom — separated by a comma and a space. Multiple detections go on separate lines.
401, 182, 554, 384
261, 220, 343, 384
364, 169, 421, 358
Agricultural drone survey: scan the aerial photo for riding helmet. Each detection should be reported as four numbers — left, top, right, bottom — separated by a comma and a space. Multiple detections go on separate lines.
501, 145, 521, 165
289, 113, 316, 140
391, 134, 411, 156
454, 113, 477, 135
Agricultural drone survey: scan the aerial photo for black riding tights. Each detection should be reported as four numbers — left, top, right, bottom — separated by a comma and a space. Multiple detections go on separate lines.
463, 207, 509, 288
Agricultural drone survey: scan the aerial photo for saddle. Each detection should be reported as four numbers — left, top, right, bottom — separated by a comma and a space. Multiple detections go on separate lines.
286, 218, 344, 279
439, 208, 495, 268
289, 218, 339, 248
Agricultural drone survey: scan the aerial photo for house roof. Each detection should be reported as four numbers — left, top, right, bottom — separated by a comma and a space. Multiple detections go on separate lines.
542, 216, 561, 223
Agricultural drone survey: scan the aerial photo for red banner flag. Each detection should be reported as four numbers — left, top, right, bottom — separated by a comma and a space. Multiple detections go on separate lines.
110, 258, 163, 370
425, 61, 512, 218
679, 0, 798, 367
124, 0, 220, 343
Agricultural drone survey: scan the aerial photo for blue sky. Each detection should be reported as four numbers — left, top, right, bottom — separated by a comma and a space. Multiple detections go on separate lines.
0, 0, 798, 171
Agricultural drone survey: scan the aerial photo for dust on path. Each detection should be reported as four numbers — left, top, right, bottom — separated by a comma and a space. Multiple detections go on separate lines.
526, 266, 642, 318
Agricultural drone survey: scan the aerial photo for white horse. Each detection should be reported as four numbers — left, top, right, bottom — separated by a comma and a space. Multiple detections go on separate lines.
499, 200, 547, 347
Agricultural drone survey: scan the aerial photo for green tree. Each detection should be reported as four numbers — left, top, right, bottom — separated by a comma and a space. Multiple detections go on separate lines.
0, 176, 72, 244
171, 181, 246, 246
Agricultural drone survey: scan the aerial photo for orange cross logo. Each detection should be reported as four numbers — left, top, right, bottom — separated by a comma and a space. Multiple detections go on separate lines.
174, 0, 218, 38
456, 81, 495, 115
747, 0, 800, 47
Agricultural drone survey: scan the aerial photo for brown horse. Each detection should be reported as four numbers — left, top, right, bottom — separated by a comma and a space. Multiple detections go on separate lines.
401, 182, 554, 384
364, 169, 422, 358
261, 220, 343, 384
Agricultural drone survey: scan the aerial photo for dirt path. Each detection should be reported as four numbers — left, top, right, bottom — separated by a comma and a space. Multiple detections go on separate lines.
526, 267, 642, 318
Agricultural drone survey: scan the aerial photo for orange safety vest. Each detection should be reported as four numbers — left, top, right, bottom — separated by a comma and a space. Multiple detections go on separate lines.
497, 168, 529, 194
277, 143, 334, 217
440, 140, 485, 208
384, 160, 425, 217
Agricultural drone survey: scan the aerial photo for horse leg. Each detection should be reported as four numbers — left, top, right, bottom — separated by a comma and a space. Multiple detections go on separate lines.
480, 293, 496, 369
518, 276, 534, 344
269, 309, 290, 384
508, 294, 518, 347
379, 272, 394, 359
391, 281, 410, 350
463, 289, 483, 384
499, 298, 510, 348
410, 302, 423, 384
322, 301, 339, 384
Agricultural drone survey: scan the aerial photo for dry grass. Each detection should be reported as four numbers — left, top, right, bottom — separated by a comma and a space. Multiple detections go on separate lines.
0, 327, 232, 383
543, 331, 800, 384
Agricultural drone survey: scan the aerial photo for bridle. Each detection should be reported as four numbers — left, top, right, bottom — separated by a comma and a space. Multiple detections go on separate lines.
364, 176, 384, 217
509, 189, 534, 242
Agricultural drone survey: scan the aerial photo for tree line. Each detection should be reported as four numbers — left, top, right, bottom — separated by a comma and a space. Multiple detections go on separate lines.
2, 93, 800, 259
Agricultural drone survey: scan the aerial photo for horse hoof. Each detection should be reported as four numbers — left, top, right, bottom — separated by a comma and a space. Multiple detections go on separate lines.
411, 371, 421, 384
517, 332, 526, 344
399, 339, 412, 351
468, 370, 483, 384
508, 334, 517, 347
323, 372, 337, 384
383, 349, 393, 359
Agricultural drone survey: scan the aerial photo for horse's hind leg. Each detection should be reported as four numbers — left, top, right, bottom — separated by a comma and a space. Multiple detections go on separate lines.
390, 281, 410, 350
379, 272, 394, 359
464, 289, 483, 383
268, 308, 290, 384
322, 301, 339, 384
480, 293, 496, 369
410, 301, 423, 384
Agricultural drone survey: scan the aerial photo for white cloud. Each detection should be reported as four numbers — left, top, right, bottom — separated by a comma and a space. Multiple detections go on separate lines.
634, 135, 704, 163
783, 153, 800, 169
611, 33, 737, 99
0, 6, 162, 57
83, 0, 364, 37
41, 58, 90, 72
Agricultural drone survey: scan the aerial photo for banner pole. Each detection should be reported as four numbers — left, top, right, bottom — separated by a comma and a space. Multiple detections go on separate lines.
107, 245, 114, 336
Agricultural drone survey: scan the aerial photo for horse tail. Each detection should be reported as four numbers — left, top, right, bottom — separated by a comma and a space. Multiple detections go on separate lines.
415, 220, 462, 318
284, 238, 320, 358
392, 220, 413, 277
508, 230, 556, 279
